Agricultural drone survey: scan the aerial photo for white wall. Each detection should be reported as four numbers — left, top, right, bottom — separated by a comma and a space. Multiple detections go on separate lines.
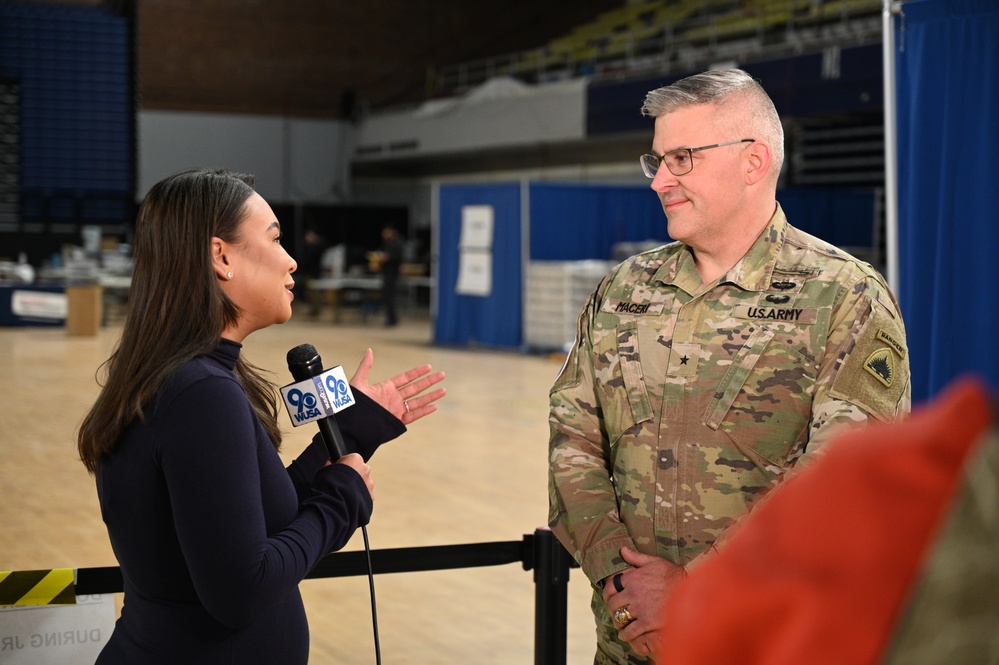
354, 78, 588, 163
137, 79, 621, 234
138, 111, 353, 203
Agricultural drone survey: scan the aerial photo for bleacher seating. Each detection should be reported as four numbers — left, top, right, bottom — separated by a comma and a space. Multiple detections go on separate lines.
683, 1, 803, 44
432, 0, 882, 97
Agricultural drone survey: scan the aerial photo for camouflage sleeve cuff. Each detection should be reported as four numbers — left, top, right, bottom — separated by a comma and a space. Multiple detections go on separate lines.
581, 535, 638, 587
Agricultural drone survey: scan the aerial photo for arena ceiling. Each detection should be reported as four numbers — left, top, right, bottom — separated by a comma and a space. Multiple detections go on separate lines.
133, 0, 623, 118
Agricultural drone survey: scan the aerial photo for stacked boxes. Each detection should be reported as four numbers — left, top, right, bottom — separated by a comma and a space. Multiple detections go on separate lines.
524, 260, 616, 351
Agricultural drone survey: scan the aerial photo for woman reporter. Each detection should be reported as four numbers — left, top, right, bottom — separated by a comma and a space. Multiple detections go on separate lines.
77, 168, 445, 664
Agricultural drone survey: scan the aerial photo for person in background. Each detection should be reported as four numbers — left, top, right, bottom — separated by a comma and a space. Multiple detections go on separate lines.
547, 69, 910, 664
370, 224, 404, 327
296, 226, 327, 303
77, 168, 446, 665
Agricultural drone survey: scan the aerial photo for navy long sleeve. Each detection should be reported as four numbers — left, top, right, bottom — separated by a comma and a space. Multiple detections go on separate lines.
94, 340, 405, 664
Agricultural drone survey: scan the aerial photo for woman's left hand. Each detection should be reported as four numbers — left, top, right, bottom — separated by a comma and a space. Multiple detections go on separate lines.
350, 348, 446, 425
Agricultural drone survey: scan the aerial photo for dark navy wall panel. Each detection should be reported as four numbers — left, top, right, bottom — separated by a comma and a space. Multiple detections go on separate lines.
0, 2, 132, 222
587, 44, 883, 136
586, 75, 672, 136
742, 45, 882, 117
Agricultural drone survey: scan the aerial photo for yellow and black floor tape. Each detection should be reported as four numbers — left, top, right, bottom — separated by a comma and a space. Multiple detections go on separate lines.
0, 569, 76, 606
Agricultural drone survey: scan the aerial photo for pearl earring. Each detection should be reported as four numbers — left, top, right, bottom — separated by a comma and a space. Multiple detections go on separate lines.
226, 271, 233, 279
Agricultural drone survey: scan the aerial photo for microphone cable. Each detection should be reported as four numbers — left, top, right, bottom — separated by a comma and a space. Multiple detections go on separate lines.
283, 344, 380, 662
361, 524, 381, 665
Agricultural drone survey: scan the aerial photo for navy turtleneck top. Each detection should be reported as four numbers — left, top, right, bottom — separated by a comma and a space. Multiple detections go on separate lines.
95, 339, 405, 664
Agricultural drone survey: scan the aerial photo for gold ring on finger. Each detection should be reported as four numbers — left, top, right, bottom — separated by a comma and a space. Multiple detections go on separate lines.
613, 606, 635, 628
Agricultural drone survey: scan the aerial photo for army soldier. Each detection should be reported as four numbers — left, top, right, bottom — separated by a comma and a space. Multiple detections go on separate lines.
548, 69, 910, 664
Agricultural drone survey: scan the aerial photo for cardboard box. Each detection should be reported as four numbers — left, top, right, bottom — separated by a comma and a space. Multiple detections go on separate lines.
66, 285, 103, 336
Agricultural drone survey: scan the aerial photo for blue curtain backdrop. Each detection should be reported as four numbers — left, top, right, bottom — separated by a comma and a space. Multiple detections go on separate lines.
434, 182, 881, 349
895, 0, 999, 403
435, 182, 668, 347
527, 183, 875, 263
435, 182, 523, 347
777, 188, 876, 250
529, 183, 668, 261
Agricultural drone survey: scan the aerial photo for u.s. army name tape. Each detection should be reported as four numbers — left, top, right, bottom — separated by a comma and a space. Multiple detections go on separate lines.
0, 569, 76, 606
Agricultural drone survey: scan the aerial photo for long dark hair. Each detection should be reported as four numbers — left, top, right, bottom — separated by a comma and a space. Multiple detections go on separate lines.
78, 168, 283, 473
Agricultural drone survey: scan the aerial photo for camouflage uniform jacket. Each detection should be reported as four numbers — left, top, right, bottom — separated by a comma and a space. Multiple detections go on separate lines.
548, 205, 911, 589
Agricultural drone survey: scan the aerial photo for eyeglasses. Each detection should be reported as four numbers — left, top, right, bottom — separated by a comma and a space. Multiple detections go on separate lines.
640, 139, 755, 177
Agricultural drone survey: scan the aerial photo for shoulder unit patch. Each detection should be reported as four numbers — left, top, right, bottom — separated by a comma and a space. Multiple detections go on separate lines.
864, 347, 895, 387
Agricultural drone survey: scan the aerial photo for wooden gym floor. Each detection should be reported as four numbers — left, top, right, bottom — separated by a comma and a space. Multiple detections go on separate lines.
0, 306, 596, 664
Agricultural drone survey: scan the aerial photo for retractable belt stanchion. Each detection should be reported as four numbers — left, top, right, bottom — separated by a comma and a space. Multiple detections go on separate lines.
74, 527, 578, 663
529, 528, 573, 665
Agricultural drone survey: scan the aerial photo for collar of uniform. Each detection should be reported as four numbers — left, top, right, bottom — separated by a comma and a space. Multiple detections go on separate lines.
717, 203, 787, 292
665, 249, 702, 295
651, 203, 788, 295
649, 243, 697, 296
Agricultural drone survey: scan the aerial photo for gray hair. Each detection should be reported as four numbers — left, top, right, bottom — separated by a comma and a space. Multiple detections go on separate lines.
642, 69, 784, 179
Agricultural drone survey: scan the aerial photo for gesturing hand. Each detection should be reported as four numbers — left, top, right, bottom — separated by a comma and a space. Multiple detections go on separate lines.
349, 348, 446, 425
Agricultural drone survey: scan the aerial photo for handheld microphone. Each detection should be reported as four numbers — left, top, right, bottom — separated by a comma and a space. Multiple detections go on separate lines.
283, 343, 355, 460
285, 343, 383, 664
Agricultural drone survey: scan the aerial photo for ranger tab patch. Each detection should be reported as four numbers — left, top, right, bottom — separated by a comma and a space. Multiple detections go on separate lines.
876, 329, 907, 358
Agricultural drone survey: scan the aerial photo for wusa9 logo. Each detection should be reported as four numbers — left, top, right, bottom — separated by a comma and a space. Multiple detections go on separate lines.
280, 366, 355, 426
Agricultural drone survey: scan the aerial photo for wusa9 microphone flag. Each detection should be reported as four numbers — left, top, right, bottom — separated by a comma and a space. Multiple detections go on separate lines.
280, 365, 355, 427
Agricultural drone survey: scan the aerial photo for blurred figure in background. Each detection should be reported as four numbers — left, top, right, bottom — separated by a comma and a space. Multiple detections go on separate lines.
369, 224, 404, 327
295, 226, 327, 304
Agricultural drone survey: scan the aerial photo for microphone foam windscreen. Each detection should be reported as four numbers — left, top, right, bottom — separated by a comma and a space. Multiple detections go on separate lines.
287, 343, 319, 368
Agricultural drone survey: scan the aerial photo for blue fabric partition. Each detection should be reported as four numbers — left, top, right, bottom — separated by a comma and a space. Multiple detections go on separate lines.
895, 0, 999, 402
527, 183, 875, 263
529, 183, 669, 261
435, 182, 523, 347
776, 188, 875, 251
435, 182, 882, 350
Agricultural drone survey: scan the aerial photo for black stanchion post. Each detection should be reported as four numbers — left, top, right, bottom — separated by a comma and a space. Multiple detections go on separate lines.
530, 528, 572, 665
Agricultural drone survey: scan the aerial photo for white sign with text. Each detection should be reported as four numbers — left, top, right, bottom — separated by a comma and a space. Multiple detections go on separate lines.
0, 595, 115, 664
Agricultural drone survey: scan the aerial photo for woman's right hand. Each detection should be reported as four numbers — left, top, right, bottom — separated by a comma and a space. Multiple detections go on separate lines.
334, 453, 373, 499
